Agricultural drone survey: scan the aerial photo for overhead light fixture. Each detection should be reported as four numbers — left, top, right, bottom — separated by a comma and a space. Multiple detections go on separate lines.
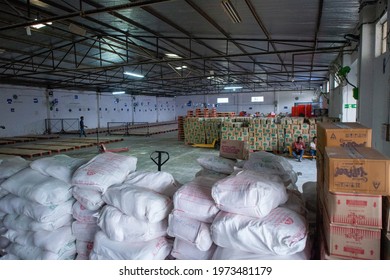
221, 0, 242, 23
166, 53, 182, 59
31, 21, 52, 29
224, 86, 243, 90
112, 91, 125, 95
69, 23, 87, 36
175, 65, 188, 70
124, 71, 144, 78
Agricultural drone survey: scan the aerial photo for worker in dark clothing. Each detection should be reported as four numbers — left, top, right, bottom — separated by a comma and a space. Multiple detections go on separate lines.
79, 116, 88, 137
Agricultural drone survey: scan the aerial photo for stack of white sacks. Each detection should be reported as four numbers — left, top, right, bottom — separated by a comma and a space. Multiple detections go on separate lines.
89, 170, 180, 260
167, 155, 231, 260
71, 152, 137, 260
0, 154, 79, 260
211, 152, 310, 260
0, 156, 30, 258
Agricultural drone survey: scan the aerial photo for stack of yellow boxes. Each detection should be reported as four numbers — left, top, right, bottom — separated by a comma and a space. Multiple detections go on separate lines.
316, 122, 390, 260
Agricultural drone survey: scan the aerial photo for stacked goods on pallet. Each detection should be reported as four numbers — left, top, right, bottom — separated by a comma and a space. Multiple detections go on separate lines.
383, 196, 390, 259
167, 156, 231, 259
0, 156, 30, 257
177, 116, 185, 141
210, 169, 309, 260
0, 155, 82, 260
90, 171, 180, 260
71, 152, 137, 260
316, 122, 390, 260
183, 117, 224, 145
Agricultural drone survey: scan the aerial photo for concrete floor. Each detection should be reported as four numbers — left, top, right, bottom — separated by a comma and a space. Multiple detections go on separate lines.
59, 131, 317, 189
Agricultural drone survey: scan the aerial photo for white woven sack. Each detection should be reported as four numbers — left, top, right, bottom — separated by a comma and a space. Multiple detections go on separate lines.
124, 171, 181, 197
0, 253, 20, 260
72, 186, 104, 211
167, 209, 213, 251
196, 156, 236, 175
98, 205, 168, 242
0, 236, 10, 249
173, 180, 220, 223
280, 189, 307, 217
75, 240, 94, 260
3, 213, 72, 232
72, 201, 99, 223
30, 154, 88, 183
4, 226, 75, 254
6, 242, 76, 260
1, 168, 72, 206
194, 168, 229, 181
0, 194, 74, 223
71, 152, 137, 193
212, 244, 311, 260
71, 221, 99, 242
211, 170, 288, 218
103, 186, 172, 223
171, 238, 216, 260
91, 230, 172, 260
0, 156, 29, 179
211, 207, 308, 255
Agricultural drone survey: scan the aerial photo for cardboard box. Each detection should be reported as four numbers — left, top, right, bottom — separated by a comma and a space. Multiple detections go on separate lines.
325, 147, 390, 196
322, 208, 381, 260
317, 122, 372, 153
322, 181, 382, 228
384, 196, 390, 233
219, 139, 249, 160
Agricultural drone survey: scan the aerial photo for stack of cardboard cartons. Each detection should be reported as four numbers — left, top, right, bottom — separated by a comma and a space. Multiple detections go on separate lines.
316, 122, 390, 260
383, 196, 390, 259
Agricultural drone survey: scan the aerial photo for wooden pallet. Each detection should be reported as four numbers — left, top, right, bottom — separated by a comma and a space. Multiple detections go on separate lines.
0, 140, 16, 145
20, 134, 60, 140
48, 139, 95, 148
0, 137, 37, 142
0, 147, 51, 158
16, 144, 75, 153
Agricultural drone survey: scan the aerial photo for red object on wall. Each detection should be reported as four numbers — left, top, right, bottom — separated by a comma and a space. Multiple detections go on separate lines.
291, 104, 313, 117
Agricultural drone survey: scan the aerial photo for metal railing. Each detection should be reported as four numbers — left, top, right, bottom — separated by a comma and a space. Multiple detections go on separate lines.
45, 118, 79, 134
106, 122, 150, 136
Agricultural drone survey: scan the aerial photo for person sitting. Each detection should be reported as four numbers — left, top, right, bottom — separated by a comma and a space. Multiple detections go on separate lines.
292, 136, 305, 162
309, 136, 317, 160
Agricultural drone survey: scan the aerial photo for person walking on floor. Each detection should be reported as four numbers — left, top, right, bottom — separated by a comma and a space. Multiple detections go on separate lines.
309, 136, 317, 160
292, 136, 305, 162
79, 116, 88, 137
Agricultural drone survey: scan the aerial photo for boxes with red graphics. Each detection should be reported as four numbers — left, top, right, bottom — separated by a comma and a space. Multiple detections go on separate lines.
322, 209, 381, 260
322, 181, 382, 228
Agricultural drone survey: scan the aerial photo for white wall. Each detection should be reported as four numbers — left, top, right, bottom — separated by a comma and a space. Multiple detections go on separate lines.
0, 84, 176, 137
175, 90, 316, 117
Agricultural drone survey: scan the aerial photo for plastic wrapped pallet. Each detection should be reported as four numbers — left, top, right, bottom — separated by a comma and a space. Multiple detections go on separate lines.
90, 231, 172, 260
211, 207, 308, 255
211, 170, 288, 218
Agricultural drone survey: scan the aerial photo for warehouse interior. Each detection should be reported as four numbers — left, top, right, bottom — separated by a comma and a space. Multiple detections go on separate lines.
0, 0, 389, 262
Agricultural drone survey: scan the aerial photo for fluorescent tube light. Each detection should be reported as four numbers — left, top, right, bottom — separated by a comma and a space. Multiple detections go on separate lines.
166, 53, 182, 59
112, 91, 125, 95
221, 0, 242, 23
224, 86, 242, 90
31, 22, 52, 29
124, 72, 144, 78
175, 65, 188, 70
